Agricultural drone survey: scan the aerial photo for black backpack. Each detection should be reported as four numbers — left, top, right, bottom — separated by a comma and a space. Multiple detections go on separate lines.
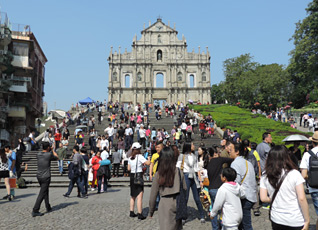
17, 177, 27, 188
308, 150, 318, 188
68, 162, 80, 179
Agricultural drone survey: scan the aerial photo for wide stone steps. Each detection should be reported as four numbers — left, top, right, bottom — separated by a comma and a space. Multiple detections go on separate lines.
1, 109, 220, 188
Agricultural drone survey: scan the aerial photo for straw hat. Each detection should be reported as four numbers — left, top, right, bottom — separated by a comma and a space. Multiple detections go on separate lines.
309, 132, 318, 143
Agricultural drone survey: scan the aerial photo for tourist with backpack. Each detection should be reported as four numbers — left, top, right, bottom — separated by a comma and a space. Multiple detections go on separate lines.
300, 131, 318, 229
63, 146, 87, 198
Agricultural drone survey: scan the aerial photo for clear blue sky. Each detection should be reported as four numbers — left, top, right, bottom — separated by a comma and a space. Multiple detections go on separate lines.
0, 0, 312, 111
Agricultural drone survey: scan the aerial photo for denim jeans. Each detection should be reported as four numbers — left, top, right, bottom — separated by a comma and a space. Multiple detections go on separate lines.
184, 173, 205, 219
58, 160, 64, 174
66, 176, 85, 196
97, 175, 107, 192
82, 171, 88, 194
209, 189, 220, 230
311, 192, 318, 215
239, 199, 255, 230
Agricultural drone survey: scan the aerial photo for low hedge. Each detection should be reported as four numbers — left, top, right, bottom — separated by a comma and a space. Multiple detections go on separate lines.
190, 104, 312, 145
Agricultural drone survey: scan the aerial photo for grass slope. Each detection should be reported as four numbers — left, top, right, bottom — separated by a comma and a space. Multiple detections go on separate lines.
191, 105, 311, 145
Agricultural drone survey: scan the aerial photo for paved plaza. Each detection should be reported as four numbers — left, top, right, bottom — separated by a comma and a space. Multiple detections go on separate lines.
0, 187, 317, 230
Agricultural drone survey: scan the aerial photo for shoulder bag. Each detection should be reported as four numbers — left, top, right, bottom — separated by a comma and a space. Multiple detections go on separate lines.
269, 171, 289, 220
241, 160, 249, 184
176, 168, 188, 220
133, 156, 144, 186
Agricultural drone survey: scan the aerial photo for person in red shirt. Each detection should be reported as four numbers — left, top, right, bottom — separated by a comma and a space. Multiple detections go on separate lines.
54, 129, 62, 148
199, 120, 206, 140
91, 151, 101, 191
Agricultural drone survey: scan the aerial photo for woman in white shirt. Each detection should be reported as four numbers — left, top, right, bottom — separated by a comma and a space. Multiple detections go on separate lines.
128, 142, 150, 220
260, 145, 309, 230
176, 141, 205, 223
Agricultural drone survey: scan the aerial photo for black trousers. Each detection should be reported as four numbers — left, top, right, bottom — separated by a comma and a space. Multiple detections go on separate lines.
272, 221, 303, 230
33, 177, 51, 212
113, 163, 120, 176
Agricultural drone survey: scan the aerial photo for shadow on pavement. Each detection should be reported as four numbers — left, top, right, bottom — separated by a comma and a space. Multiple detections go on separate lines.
51, 202, 79, 212
14, 193, 37, 199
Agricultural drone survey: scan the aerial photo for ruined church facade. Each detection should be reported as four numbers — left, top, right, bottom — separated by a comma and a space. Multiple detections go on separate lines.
107, 18, 211, 105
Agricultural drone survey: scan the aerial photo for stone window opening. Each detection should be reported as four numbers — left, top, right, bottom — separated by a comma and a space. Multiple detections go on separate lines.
202, 72, 206, 82
177, 72, 182, 81
156, 73, 164, 88
137, 72, 142, 81
125, 74, 131, 88
112, 72, 118, 81
189, 74, 195, 88
157, 50, 162, 61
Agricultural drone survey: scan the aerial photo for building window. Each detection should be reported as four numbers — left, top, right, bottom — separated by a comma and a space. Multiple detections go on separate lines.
157, 50, 162, 61
156, 73, 164, 87
137, 72, 142, 81
13, 42, 28, 56
189, 74, 195, 88
177, 72, 182, 81
112, 72, 117, 81
125, 74, 130, 88
202, 72, 206, 81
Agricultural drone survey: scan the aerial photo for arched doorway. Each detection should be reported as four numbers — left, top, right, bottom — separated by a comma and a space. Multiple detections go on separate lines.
156, 73, 164, 88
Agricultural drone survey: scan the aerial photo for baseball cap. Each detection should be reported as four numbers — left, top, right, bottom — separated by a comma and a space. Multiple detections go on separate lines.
132, 142, 142, 149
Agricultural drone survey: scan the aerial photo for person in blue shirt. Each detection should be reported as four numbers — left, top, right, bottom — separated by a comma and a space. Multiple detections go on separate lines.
5, 145, 16, 199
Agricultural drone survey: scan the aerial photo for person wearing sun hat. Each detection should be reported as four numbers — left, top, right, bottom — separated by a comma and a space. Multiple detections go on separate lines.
300, 131, 318, 229
127, 142, 150, 220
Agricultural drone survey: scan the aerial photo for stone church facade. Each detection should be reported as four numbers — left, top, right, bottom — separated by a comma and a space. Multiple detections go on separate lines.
107, 18, 211, 105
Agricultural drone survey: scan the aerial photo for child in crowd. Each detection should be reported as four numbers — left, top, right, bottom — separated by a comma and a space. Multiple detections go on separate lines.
210, 168, 243, 230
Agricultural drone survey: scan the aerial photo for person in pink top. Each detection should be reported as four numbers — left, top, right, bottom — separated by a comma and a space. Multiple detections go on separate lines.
136, 113, 142, 124
186, 123, 193, 141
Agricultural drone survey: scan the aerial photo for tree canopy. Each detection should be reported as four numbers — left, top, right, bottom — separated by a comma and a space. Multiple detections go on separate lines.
288, 0, 318, 108
212, 54, 290, 110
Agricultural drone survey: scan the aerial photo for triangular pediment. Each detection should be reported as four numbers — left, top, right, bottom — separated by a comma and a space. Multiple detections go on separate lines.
142, 18, 177, 34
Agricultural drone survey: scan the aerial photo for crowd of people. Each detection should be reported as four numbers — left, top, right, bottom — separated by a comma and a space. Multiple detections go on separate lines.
2, 100, 318, 230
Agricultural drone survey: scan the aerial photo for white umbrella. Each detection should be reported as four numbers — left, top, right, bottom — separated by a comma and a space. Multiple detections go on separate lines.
282, 134, 310, 142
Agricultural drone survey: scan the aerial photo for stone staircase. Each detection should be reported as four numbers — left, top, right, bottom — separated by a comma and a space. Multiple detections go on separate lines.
13, 108, 221, 188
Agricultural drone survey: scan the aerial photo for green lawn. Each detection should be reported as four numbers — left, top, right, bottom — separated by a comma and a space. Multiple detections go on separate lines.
191, 104, 311, 145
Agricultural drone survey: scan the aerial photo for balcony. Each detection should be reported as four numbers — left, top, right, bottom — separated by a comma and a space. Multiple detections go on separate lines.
8, 106, 26, 118
9, 81, 28, 93
11, 55, 30, 68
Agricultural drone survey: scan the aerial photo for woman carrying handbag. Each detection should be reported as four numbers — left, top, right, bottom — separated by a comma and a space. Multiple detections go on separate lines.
128, 142, 150, 220
260, 145, 310, 230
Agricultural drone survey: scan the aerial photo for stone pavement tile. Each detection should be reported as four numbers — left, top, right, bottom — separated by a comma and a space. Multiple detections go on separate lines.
0, 187, 317, 229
